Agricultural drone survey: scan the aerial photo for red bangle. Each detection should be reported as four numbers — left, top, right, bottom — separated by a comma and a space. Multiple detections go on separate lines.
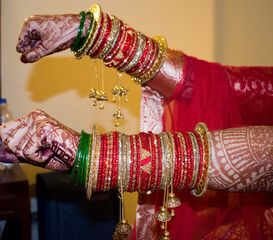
87, 13, 105, 56
126, 36, 149, 75
177, 132, 187, 190
149, 132, 156, 191
155, 134, 162, 191
90, 13, 112, 58
134, 134, 141, 192
172, 133, 181, 189
96, 134, 104, 191
137, 132, 150, 192
193, 131, 203, 188
117, 28, 138, 71
183, 132, 194, 189
110, 26, 134, 68
100, 134, 108, 191
134, 38, 157, 77
103, 21, 125, 64
110, 131, 118, 189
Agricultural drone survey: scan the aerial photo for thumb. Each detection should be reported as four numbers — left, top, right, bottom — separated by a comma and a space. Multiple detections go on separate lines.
20, 44, 47, 63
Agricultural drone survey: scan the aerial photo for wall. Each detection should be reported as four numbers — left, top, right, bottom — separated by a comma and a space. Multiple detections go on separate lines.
214, 0, 273, 66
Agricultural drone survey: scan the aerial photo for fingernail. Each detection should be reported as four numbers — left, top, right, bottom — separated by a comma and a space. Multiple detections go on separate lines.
20, 55, 28, 63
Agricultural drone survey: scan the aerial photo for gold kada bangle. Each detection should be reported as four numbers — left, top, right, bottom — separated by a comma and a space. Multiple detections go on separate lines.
192, 122, 212, 197
131, 35, 168, 85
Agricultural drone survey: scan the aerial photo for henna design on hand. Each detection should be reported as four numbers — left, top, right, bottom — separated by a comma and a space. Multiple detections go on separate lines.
0, 109, 80, 171
16, 14, 88, 63
209, 126, 273, 192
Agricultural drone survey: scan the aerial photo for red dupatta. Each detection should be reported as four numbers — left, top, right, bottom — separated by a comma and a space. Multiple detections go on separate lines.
132, 53, 273, 239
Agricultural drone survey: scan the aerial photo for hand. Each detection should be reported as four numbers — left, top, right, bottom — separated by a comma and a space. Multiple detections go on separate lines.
0, 109, 80, 170
16, 14, 81, 63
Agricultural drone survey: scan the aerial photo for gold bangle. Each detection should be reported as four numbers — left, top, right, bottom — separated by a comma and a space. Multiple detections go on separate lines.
131, 35, 167, 85
98, 16, 121, 59
86, 125, 97, 200
92, 134, 101, 192
188, 132, 200, 189
192, 122, 212, 197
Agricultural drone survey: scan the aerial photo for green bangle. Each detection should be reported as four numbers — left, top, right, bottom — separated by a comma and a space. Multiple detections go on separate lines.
77, 11, 94, 50
70, 131, 84, 182
71, 11, 86, 51
78, 131, 91, 186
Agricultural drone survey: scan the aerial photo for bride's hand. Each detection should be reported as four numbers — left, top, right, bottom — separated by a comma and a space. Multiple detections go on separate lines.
16, 14, 82, 63
0, 109, 80, 170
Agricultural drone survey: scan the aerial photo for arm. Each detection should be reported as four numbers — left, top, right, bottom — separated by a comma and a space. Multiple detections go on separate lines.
1, 110, 272, 192
209, 126, 273, 192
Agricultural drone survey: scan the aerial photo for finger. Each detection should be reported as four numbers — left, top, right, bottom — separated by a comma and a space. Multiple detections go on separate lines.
0, 109, 43, 146
42, 156, 70, 171
2, 109, 48, 154
21, 121, 55, 162
16, 17, 42, 53
0, 149, 19, 163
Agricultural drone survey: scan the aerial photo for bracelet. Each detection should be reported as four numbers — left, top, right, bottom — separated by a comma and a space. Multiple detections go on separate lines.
192, 122, 212, 197
74, 4, 101, 59
131, 35, 167, 85
70, 11, 86, 52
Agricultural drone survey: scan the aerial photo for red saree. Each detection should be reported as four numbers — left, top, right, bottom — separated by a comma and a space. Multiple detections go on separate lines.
132, 52, 273, 239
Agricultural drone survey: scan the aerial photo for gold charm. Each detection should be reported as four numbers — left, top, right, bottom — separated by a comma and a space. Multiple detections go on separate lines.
167, 192, 181, 208
113, 219, 132, 240
155, 206, 171, 222
158, 231, 172, 240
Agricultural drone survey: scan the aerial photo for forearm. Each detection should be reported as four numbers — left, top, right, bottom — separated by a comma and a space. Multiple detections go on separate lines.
209, 126, 273, 192
73, 125, 273, 199
76, 5, 182, 100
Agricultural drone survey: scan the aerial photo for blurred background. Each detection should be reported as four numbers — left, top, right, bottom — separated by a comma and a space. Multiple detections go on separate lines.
1, 0, 273, 239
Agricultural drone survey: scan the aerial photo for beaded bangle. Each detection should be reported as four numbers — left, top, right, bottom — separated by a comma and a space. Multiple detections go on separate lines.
119, 32, 146, 72
172, 133, 181, 189
192, 123, 212, 197
89, 13, 110, 57
155, 134, 162, 191
124, 135, 131, 191
86, 125, 97, 200
149, 132, 156, 192
98, 16, 121, 59
71, 11, 86, 51
117, 28, 138, 71
176, 132, 187, 190
131, 35, 167, 85
183, 132, 193, 189
92, 134, 101, 192
85, 133, 93, 188
188, 132, 200, 189
103, 21, 125, 64
104, 132, 112, 191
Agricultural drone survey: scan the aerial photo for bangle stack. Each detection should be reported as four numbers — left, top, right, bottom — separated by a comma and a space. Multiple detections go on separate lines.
71, 4, 167, 85
70, 122, 211, 195
70, 122, 212, 239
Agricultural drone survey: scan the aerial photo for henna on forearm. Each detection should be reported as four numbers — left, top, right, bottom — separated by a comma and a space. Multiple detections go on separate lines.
209, 126, 273, 192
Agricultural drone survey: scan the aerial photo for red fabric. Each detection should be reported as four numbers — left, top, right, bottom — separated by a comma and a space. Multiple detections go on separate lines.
131, 53, 273, 239
160, 54, 273, 239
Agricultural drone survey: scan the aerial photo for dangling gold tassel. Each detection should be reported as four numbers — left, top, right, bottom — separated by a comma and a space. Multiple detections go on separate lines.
158, 231, 172, 240
167, 192, 181, 208
112, 71, 128, 127
113, 163, 132, 240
